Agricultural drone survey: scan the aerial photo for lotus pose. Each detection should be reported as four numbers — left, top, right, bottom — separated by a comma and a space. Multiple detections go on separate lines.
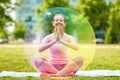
34, 14, 84, 77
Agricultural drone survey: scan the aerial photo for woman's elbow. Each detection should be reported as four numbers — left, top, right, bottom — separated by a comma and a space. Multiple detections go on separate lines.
38, 48, 44, 52
75, 47, 79, 51
71, 45, 79, 51
74, 45, 79, 51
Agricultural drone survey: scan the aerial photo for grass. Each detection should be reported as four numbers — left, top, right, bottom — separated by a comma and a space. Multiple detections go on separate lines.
0, 47, 34, 72
0, 44, 120, 80
0, 76, 120, 80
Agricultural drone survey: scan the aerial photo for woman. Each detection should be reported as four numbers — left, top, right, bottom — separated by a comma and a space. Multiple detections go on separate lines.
34, 14, 84, 77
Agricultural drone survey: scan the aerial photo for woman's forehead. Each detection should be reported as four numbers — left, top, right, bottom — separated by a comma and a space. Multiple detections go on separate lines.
54, 15, 64, 19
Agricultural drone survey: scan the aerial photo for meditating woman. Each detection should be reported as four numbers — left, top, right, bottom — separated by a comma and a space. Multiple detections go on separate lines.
34, 14, 84, 77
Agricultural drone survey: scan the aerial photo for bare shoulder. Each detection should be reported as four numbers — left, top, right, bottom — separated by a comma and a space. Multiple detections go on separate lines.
43, 33, 54, 39
42, 33, 54, 43
64, 33, 75, 42
64, 33, 74, 39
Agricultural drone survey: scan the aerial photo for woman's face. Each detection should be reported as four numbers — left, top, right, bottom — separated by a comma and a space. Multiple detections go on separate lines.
53, 15, 66, 30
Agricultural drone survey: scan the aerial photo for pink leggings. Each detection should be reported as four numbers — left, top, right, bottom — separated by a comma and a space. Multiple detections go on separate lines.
52, 64, 67, 71
34, 58, 77, 75
34, 58, 66, 73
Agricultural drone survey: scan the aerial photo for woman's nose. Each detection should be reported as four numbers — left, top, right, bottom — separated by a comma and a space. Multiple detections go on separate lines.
57, 20, 61, 23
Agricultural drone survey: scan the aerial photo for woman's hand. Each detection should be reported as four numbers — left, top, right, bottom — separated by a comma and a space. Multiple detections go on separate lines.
56, 30, 62, 43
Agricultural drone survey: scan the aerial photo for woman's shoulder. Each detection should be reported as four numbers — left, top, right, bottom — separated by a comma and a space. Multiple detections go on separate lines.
64, 33, 75, 42
64, 33, 73, 38
43, 33, 54, 40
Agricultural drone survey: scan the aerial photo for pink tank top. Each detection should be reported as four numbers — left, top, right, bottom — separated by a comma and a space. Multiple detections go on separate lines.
49, 42, 69, 64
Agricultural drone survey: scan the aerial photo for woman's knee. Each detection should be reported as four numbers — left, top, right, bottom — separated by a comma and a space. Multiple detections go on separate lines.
73, 56, 84, 66
34, 58, 47, 67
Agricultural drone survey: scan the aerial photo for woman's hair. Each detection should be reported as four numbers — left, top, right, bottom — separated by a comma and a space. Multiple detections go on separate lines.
53, 14, 65, 20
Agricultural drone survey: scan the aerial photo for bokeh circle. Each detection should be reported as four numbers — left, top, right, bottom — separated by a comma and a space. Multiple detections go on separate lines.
24, 7, 96, 71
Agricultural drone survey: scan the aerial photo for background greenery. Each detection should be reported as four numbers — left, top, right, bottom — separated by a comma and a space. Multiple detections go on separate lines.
35, 0, 120, 43
0, 0, 120, 43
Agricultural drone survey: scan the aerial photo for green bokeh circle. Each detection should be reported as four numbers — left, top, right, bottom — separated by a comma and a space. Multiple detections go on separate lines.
24, 7, 96, 71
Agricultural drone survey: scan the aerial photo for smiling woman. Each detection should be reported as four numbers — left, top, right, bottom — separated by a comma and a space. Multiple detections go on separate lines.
33, 14, 84, 77
24, 7, 96, 78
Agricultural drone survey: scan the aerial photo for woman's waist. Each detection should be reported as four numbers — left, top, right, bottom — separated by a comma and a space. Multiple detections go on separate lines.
50, 59, 69, 64
50, 56, 69, 63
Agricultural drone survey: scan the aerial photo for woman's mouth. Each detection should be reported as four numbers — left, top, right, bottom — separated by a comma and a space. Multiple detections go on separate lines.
55, 23, 63, 26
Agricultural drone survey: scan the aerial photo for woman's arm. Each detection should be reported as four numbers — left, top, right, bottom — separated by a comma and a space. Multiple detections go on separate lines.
59, 35, 79, 51
39, 36, 57, 52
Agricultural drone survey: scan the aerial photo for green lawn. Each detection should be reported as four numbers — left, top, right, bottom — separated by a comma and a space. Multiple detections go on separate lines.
0, 44, 120, 80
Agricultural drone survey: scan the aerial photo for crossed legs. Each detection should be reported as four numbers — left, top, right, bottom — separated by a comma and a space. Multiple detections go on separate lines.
34, 56, 84, 76
57, 56, 84, 75
34, 58, 58, 74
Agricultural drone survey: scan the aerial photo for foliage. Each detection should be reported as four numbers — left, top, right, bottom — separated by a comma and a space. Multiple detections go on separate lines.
74, 0, 109, 30
0, 0, 15, 38
13, 20, 28, 39
105, 0, 120, 43
35, 0, 70, 14
0, 27, 8, 38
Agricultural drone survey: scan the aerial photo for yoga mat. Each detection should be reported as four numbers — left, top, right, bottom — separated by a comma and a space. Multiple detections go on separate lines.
0, 70, 120, 77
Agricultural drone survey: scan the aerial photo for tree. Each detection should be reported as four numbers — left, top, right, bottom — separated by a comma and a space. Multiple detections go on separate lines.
13, 20, 28, 39
74, 0, 109, 30
36, 0, 70, 14
105, 0, 120, 43
0, 0, 16, 39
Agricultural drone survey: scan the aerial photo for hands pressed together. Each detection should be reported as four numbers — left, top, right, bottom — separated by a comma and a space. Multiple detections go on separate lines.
54, 29, 64, 44
53, 29, 79, 51
39, 27, 78, 52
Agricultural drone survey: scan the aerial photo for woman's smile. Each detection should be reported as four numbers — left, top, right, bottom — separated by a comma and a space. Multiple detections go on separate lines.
55, 23, 63, 27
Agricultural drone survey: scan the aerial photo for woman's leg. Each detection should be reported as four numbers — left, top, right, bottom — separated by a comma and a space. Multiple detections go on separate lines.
57, 56, 84, 75
34, 58, 59, 74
